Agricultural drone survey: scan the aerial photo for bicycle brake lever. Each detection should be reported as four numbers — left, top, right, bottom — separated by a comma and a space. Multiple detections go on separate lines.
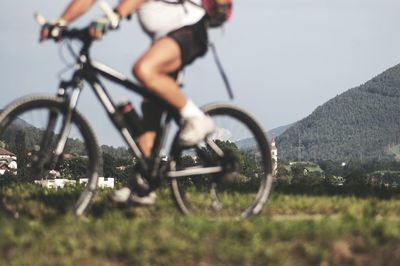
99, 1, 120, 29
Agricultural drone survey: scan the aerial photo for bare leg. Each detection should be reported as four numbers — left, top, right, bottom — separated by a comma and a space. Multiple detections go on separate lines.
133, 37, 184, 156
134, 37, 186, 109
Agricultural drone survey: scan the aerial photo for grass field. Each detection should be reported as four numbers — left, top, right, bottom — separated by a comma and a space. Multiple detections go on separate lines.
2, 185, 400, 265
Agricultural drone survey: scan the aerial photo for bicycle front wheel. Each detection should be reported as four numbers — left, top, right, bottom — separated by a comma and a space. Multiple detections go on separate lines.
0, 95, 100, 216
170, 103, 273, 219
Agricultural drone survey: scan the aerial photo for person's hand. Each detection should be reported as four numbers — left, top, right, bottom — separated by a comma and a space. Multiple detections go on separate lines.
89, 11, 120, 39
40, 18, 67, 42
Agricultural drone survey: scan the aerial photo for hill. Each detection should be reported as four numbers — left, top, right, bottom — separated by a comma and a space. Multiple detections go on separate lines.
0, 118, 129, 158
235, 123, 292, 150
277, 64, 400, 161
268, 124, 292, 138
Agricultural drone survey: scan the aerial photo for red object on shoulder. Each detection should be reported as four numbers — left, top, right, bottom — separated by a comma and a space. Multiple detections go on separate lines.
202, 0, 233, 28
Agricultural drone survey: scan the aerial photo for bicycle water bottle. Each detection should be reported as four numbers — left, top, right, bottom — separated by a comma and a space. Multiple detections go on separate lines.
117, 101, 144, 137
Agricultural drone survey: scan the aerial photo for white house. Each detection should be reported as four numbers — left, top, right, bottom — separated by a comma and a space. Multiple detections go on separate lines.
34, 178, 76, 189
270, 138, 278, 175
0, 147, 17, 175
35, 177, 115, 189
79, 177, 115, 189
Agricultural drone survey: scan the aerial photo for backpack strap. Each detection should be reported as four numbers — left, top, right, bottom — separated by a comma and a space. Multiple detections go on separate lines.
155, 0, 190, 13
156, 0, 204, 9
155, 0, 185, 4
209, 42, 234, 99
185, 0, 203, 8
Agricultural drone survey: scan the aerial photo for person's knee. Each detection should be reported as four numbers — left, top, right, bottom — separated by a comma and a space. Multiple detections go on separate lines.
133, 60, 156, 88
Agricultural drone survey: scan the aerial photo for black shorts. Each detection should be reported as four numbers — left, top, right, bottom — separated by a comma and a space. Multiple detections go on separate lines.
167, 17, 208, 67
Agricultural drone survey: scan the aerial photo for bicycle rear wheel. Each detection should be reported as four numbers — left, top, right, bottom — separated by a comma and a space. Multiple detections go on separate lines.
0, 95, 100, 216
170, 103, 273, 218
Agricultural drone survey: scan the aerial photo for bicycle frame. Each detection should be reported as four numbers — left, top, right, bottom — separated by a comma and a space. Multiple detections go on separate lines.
56, 54, 172, 178
56, 39, 224, 189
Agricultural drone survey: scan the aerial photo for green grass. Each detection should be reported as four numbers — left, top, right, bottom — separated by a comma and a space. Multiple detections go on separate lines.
2, 185, 400, 265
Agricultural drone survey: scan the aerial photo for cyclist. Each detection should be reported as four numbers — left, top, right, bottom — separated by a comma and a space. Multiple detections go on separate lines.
40, 0, 215, 204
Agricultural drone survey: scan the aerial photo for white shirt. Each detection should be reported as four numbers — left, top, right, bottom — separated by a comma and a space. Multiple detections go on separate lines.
138, 0, 206, 40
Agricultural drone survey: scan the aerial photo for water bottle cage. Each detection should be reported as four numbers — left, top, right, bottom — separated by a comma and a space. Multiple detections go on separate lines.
117, 103, 145, 137
112, 110, 128, 130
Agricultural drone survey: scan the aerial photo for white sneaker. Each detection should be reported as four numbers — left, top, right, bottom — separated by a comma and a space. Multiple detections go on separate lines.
131, 192, 157, 206
109, 187, 131, 203
109, 187, 156, 206
178, 115, 215, 146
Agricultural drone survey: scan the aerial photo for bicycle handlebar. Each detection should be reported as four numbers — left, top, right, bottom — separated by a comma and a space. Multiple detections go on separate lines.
61, 28, 92, 43
35, 0, 115, 45
35, 12, 93, 55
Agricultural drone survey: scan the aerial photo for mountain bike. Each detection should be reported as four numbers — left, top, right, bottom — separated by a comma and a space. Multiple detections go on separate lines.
0, 19, 273, 219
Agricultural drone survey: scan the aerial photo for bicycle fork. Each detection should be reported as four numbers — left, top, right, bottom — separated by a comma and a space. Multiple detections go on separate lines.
53, 85, 82, 156
34, 84, 82, 177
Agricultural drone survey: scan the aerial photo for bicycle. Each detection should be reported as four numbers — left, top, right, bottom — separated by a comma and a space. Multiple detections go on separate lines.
0, 17, 273, 219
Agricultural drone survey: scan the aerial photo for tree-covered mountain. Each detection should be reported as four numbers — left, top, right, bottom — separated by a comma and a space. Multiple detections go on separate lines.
235, 124, 292, 150
268, 124, 292, 139
277, 64, 400, 162
1, 120, 130, 158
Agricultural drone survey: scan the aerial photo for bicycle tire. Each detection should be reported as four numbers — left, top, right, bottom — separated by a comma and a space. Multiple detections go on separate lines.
170, 103, 273, 219
0, 95, 100, 216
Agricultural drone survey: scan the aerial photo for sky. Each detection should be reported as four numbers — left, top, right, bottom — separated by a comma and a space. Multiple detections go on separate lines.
1, 0, 400, 146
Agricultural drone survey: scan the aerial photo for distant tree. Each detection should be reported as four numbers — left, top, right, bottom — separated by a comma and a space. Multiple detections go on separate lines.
275, 164, 291, 187
318, 160, 343, 176
344, 168, 367, 194
103, 152, 118, 178
101, 145, 131, 159
14, 130, 27, 180
59, 156, 88, 179
290, 164, 304, 180
180, 155, 196, 168
276, 164, 290, 178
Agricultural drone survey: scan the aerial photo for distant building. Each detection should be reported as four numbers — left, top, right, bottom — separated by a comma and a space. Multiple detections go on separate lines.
79, 177, 115, 189
34, 178, 76, 189
254, 138, 278, 175
271, 138, 278, 175
116, 165, 127, 171
35, 177, 115, 189
0, 147, 17, 175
